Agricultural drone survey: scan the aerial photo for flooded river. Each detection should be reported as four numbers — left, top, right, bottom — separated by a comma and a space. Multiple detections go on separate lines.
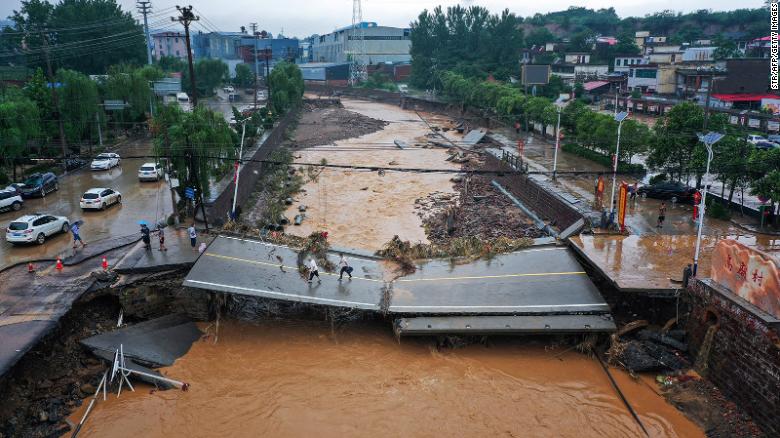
69, 320, 702, 437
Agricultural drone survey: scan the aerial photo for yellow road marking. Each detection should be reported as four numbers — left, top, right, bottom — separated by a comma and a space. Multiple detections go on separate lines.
206, 253, 585, 283
205, 253, 385, 282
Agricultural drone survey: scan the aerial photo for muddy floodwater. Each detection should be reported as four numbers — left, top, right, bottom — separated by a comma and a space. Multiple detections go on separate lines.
68, 320, 703, 437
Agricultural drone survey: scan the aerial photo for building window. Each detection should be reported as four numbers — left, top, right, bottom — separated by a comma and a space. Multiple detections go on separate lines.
635, 69, 657, 79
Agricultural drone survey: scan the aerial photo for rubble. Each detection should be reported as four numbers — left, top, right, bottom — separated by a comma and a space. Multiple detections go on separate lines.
293, 102, 388, 149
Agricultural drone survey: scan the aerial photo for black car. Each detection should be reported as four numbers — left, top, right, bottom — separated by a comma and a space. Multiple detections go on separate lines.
637, 181, 697, 204
18, 172, 59, 198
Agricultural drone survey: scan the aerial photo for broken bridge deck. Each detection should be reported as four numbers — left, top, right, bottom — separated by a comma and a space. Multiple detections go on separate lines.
184, 236, 613, 331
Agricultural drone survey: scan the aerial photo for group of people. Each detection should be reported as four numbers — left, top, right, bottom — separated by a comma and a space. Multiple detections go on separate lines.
138, 221, 202, 252
306, 254, 353, 284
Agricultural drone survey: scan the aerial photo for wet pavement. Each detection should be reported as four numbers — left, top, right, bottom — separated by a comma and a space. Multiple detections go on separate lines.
491, 128, 780, 291
67, 320, 704, 438
0, 138, 173, 270
185, 236, 611, 317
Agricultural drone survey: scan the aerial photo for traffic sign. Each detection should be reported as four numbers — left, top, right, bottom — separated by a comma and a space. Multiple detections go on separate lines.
184, 187, 196, 200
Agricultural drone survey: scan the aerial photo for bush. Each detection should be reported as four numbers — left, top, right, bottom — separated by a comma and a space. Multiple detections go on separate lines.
561, 143, 645, 174
0, 172, 9, 185
706, 197, 731, 220
649, 173, 668, 185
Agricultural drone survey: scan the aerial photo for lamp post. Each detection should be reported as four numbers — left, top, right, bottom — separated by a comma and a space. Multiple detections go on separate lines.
553, 104, 561, 180
609, 111, 629, 215
693, 131, 724, 277
231, 121, 247, 221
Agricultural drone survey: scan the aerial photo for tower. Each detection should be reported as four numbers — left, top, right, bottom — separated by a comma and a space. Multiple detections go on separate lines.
348, 0, 367, 86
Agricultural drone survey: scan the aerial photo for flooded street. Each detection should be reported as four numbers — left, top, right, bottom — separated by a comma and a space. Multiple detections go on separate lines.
0, 138, 173, 269
284, 99, 459, 250
68, 320, 703, 438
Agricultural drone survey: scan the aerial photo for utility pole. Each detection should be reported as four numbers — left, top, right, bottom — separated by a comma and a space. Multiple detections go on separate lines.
41, 28, 68, 158
250, 22, 259, 109
703, 72, 714, 130
265, 44, 271, 104
173, 5, 199, 106
137, 1, 153, 65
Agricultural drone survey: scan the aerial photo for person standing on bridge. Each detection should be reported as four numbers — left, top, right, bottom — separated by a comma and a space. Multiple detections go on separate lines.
338, 254, 353, 281
307, 258, 321, 284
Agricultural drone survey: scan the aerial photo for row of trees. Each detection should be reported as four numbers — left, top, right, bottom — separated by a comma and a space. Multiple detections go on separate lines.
2, 0, 146, 74
436, 71, 780, 222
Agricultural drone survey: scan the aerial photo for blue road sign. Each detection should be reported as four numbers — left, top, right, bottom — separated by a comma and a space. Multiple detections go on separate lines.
184, 187, 196, 200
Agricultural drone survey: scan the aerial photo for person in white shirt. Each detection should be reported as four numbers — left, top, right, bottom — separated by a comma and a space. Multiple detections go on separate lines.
338, 254, 353, 280
307, 258, 320, 283
188, 223, 197, 249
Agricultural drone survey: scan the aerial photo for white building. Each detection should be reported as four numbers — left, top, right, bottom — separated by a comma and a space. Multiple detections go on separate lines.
311, 22, 411, 65
613, 56, 644, 73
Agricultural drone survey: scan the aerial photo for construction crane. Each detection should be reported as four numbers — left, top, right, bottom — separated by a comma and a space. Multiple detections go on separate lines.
348, 0, 367, 86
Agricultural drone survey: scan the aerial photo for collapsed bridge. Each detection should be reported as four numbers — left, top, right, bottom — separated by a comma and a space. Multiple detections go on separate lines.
184, 236, 615, 336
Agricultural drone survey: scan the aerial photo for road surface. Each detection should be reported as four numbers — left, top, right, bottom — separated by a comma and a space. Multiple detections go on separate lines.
0, 138, 173, 269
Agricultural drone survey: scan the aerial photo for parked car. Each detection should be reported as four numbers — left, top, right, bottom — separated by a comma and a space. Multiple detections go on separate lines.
90, 153, 120, 170
754, 141, 779, 150
223, 85, 235, 93
6, 213, 69, 245
746, 134, 767, 145
4, 183, 24, 195
766, 134, 780, 143
138, 162, 163, 182
80, 187, 122, 210
0, 189, 23, 213
637, 181, 697, 204
18, 172, 58, 198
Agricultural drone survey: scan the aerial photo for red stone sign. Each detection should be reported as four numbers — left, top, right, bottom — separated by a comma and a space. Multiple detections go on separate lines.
711, 240, 780, 318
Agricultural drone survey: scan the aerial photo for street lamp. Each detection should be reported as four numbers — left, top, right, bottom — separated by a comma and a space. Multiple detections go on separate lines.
230, 120, 248, 221
609, 111, 629, 215
692, 131, 724, 276
553, 104, 562, 180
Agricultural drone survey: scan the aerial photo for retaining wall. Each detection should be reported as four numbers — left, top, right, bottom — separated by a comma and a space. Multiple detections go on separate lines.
684, 279, 780, 437
204, 106, 300, 225
305, 83, 401, 105
487, 154, 584, 233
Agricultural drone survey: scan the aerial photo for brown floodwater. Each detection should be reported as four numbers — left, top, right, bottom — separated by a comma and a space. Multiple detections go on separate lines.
68, 320, 703, 438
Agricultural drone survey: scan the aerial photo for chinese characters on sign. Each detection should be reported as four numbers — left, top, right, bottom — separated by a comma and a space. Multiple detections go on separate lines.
711, 240, 780, 319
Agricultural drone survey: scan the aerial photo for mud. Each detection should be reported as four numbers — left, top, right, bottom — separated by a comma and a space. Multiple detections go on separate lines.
281, 99, 460, 251
293, 101, 388, 149
0, 295, 119, 438
67, 319, 705, 438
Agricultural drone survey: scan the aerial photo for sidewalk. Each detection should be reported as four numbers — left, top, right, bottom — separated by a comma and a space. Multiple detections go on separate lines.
487, 126, 780, 292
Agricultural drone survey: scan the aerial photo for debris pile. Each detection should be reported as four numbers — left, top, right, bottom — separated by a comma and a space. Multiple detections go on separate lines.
377, 234, 534, 274
608, 321, 689, 373
294, 104, 388, 149
418, 175, 545, 244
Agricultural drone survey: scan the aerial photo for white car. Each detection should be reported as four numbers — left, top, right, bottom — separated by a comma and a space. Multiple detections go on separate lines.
80, 187, 122, 210
223, 85, 235, 93
746, 134, 767, 145
138, 163, 163, 181
91, 153, 121, 170
6, 213, 69, 245
0, 189, 23, 213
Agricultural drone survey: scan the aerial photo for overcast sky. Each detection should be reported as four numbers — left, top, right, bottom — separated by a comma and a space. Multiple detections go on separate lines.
1, 1, 768, 38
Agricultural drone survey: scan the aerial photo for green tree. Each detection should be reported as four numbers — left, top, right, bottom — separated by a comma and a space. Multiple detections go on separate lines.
268, 61, 303, 115
648, 102, 704, 183
0, 90, 41, 179
56, 68, 99, 147
751, 170, 780, 227
153, 105, 237, 201
525, 27, 555, 47
183, 58, 228, 97
233, 64, 254, 88
8, 0, 145, 74
101, 64, 163, 126
23, 68, 56, 147
157, 56, 187, 73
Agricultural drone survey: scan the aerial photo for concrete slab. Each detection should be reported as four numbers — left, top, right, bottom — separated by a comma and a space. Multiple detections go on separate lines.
183, 236, 386, 311
81, 314, 201, 368
0, 320, 57, 377
394, 314, 616, 336
388, 246, 610, 315
114, 228, 207, 274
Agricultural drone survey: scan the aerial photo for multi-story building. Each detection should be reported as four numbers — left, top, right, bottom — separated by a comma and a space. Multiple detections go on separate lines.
613, 55, 644, 73
311, 22, 411, 65
152, 32, 189, 60
646, 45, 683, 64
564, 52, 590, 64
551, 63, 609, 84
192, 31, 247, 60
681, 46, 717, 62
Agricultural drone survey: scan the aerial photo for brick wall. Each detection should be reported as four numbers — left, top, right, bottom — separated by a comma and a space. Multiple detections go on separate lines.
204, 106, 301, 225
684, 279, 780, 436
486, 154, 584, 232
